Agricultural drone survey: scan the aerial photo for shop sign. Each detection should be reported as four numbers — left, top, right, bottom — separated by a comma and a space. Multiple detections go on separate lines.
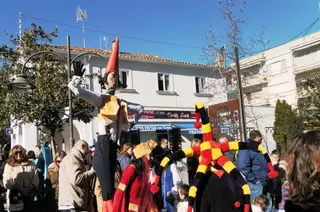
128, 110, 195, 119
188, 129, 202, 134
132, 125, 172, 131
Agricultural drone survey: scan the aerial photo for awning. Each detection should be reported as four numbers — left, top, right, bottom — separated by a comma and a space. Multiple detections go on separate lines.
132, 123, 173, 131
173, 123, 202, 135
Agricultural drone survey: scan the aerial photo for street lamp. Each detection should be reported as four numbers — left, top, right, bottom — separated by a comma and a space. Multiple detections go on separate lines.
8, 35, 105, 148
307, 103, 319, 115
8, 74, 34, 94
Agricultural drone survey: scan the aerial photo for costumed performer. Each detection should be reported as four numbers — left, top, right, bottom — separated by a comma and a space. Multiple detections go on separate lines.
113, 140, 159, 212
68, 37, 144, 212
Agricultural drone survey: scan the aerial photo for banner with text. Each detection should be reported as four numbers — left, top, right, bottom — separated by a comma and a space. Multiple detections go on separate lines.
128, 110, 196, 120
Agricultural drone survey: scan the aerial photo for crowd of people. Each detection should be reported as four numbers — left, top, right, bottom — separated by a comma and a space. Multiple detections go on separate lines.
1, 37, 319, 212
0, 129, 319, 212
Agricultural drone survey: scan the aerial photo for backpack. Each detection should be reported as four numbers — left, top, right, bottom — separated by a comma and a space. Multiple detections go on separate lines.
9, 189, 24, 211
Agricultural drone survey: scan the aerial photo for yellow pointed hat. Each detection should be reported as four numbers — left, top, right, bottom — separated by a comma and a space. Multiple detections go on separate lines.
133, 140, 157, 159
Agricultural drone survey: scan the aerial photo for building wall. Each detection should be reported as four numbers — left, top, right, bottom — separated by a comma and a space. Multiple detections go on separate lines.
241, 30, 320, 107
11, 56, 224, 151
245, 106, 276, 153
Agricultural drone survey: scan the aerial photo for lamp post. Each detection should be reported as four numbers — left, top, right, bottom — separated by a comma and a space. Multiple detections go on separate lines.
307, 103, 319, 115
8, 35, 105, 149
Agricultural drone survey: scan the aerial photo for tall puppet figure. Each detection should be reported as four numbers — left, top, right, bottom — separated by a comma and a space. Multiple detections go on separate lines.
68, 37, 144, 212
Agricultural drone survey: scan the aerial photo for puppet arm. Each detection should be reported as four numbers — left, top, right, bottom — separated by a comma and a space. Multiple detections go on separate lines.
68, 76, 104, 107
216, 155, 251, 212
150, 147, 196, 194
219, 141, 278, 179
187, 158, 209, 212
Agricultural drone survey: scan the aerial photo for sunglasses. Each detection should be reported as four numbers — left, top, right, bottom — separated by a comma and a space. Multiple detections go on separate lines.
56, 160, 62, 163
15, 151, 22, 155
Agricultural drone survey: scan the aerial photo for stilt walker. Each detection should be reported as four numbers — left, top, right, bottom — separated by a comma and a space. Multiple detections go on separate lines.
68, 37, 144, 212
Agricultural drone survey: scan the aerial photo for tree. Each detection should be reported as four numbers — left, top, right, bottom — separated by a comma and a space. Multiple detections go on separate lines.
203, 0, 266, 89
297, 74, 320, 129
203, 0, 267, 141
0, 70, 10, 146
0, 23, 94, 155
287, 109, 304, 141
273, 99, 303, 157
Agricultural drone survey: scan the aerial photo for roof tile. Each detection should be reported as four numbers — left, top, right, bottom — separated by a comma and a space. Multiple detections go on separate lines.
53, 46, 209, 67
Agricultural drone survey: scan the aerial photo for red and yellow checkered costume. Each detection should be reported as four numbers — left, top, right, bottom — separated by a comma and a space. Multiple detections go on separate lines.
151, 102, 278, 212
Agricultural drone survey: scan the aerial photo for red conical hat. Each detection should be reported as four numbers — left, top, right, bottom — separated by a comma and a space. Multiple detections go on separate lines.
105, 36, 119, 74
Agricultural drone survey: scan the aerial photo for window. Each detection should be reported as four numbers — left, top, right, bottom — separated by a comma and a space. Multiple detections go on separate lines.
158, 73, 170, 91
120, 70, 128, 88
119, 69, 134, 89
195, 77, 207, 93
266, 60, 286, 75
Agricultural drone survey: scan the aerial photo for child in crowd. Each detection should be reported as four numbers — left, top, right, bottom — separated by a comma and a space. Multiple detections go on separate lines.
251, 195, 269, 212
166, 184, 192, 212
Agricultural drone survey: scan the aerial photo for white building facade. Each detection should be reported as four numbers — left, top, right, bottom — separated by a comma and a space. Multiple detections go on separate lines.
10, 46, 221, 151
238, 30, 320, 107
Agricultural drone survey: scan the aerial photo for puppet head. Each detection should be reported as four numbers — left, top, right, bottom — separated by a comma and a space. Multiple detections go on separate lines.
99, 37, 127, 93
133, 140, 157, 159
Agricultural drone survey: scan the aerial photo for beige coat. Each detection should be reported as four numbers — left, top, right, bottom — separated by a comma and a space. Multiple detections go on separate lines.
58, 147, 95, 210
3, 160, 39, 197
47, 162, 59, 199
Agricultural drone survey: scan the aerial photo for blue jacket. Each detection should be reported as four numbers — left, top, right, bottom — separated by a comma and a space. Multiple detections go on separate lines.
236, 139, 268, 184
117, 155, 131, 172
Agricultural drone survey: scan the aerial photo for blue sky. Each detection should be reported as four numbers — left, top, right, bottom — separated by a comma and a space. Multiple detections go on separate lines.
0, 0, 319, 64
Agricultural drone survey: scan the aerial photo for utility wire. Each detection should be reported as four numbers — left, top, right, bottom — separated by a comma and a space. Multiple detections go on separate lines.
23, 14, 319, 54
23, 14, 202, 49
252, 18, 320, 54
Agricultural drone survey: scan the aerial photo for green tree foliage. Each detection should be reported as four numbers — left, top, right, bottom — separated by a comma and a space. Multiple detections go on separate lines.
297, 75, 320, 129
287, 109, 304, 141
273, 99, 303, 157
0, 23, 94, 153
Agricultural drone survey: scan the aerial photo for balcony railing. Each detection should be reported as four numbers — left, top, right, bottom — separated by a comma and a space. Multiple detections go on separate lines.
293, 47, 320, 74
242, 76, 268, 92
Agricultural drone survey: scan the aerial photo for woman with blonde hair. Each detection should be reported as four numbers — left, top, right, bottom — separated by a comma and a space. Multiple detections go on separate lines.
285, 130, 320, 211
3, 145, 39, 212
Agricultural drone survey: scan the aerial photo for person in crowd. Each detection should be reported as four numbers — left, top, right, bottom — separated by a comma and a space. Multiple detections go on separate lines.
151, 138, 172, 209
3, 145, 39, 212
152, 138, 171, 167
58, 140, 95, 212
0, 155, 6, 212
166, 184, 191, 212
117, 143, 133, 172
34, 145, 45, 193
264, 150, 282, 211
251, 194, 269, 212
219, 136, 236, 162
47, 151, 66, 202
284, 130, 320, 212
113, 140, 158, 212
187, 138, 201, 185
237, 130, 269, 201
161, 159, 182, 212
270, 150, 280, 166
26, 151, 35, 161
